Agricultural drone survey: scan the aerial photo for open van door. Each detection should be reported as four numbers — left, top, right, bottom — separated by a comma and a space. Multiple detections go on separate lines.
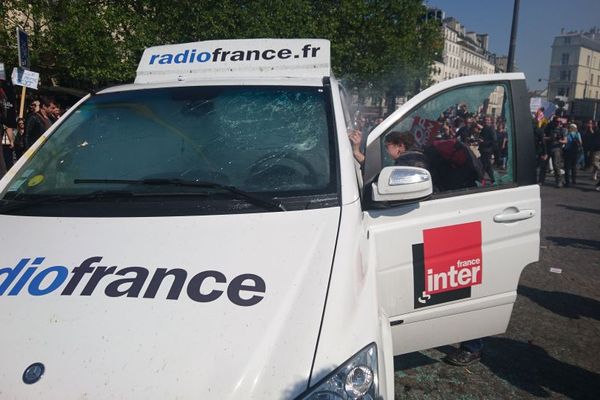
363, 73, 540, 355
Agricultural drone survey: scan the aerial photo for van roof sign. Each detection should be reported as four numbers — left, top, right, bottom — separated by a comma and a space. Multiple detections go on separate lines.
135, 39, 331, 84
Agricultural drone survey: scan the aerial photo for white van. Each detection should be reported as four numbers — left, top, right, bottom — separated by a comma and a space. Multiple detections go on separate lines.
0, 39, 540, 399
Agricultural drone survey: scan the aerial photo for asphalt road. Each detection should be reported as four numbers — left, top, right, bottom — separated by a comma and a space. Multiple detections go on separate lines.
394, 170, 600, 400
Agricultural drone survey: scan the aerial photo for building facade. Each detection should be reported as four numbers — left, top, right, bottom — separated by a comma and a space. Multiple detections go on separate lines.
547, 28, 600, 119
547, 28, 600, 113
427, 9, 497, 84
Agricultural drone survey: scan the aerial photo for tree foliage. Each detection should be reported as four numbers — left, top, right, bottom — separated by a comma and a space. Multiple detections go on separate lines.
0, 0, 441, 100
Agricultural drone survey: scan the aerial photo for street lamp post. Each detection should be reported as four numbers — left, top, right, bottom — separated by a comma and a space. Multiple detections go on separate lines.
507, 0, 520, 72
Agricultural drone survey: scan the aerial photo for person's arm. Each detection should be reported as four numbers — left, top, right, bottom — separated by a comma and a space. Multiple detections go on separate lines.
5, 127, 14, 148
348, 129, 365, 164
558, 130, 568, 144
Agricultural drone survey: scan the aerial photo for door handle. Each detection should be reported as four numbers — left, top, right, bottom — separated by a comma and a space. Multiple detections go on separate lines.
493, 208, 536, 223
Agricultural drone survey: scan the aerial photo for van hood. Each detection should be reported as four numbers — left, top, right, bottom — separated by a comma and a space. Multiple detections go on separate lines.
0, 207, 340, 399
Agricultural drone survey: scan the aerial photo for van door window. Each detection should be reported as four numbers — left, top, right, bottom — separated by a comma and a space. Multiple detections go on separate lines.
379, 83, 514, 194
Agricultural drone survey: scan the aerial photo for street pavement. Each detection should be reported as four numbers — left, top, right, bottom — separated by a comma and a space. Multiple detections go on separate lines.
394, 170, 600, 400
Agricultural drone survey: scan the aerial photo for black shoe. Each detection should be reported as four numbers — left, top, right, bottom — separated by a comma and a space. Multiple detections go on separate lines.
444, 348, 482, 366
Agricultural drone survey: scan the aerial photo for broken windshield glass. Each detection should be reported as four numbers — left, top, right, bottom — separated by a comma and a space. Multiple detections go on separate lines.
1, 85, 338, 215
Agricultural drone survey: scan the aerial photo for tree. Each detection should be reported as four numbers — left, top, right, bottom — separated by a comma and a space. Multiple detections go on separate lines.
0, 0, 441, 102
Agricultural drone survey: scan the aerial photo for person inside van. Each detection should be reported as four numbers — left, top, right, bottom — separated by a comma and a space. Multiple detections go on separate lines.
384, 131, 429, 170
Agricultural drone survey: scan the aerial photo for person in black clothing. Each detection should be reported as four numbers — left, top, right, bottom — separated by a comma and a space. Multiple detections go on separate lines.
25, 96, 57, 148
542, 116, 567, 188
24, 99, 40, 134
534, 119, 548, 184
456, 103, 468, 120
1, 124, 14, 170
554, 101, 567, 118
456, 116, 473, 143
384, 131, 429, 170
581, 120, 596, 170
495, 119, 508, 169
589, 126, 600, 181
0, 79, 17, 176
478, 115, 497, 183
14, 117, 26, 160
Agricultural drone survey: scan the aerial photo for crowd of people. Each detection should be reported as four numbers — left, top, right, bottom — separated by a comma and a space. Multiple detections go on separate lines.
350, 104, 509, 191
534, 111, 600, 191
0, 96, 61, 178
349, 104, 600, 194
433, 105, 509, 185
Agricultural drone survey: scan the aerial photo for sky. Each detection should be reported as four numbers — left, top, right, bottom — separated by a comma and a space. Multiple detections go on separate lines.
424, 0, 600, 91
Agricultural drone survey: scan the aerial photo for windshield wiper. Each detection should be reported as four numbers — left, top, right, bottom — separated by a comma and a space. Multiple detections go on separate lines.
0, 190, 135, 213
73, 178, 287, 212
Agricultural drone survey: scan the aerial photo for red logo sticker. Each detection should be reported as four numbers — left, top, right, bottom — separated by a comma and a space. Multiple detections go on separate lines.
423, 221, 482, 295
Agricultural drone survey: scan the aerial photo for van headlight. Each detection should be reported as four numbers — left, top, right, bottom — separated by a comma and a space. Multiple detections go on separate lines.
297, 343, 378, 400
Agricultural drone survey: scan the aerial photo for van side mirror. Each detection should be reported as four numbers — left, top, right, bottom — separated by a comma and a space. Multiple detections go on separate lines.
371, 166, 432, 202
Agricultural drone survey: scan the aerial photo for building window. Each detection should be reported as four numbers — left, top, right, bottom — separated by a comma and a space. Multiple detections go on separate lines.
561, 53, 570, 65
564, 37, 571, 44
560, 70, 571, 81
558, 87, 571, 97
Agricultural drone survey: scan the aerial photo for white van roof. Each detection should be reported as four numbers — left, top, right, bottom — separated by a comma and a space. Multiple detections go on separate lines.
135, 39, 331, 84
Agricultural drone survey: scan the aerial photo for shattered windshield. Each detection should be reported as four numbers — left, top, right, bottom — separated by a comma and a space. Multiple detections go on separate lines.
0, 86, 338, 215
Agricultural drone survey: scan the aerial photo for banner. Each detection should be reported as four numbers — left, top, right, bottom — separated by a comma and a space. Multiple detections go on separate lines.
411, 116, 441, 147
11, 67, 39, 90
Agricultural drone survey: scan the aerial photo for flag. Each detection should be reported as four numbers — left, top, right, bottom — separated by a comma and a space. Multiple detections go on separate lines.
411, 116, 441, 147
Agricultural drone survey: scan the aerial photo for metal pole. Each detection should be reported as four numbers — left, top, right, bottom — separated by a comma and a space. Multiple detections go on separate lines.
507, 0, 520, 72
18, 86, 26, 119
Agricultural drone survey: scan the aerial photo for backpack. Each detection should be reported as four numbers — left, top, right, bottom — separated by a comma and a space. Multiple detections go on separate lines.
424, 139, 485, 191
564, 131, 583, 155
